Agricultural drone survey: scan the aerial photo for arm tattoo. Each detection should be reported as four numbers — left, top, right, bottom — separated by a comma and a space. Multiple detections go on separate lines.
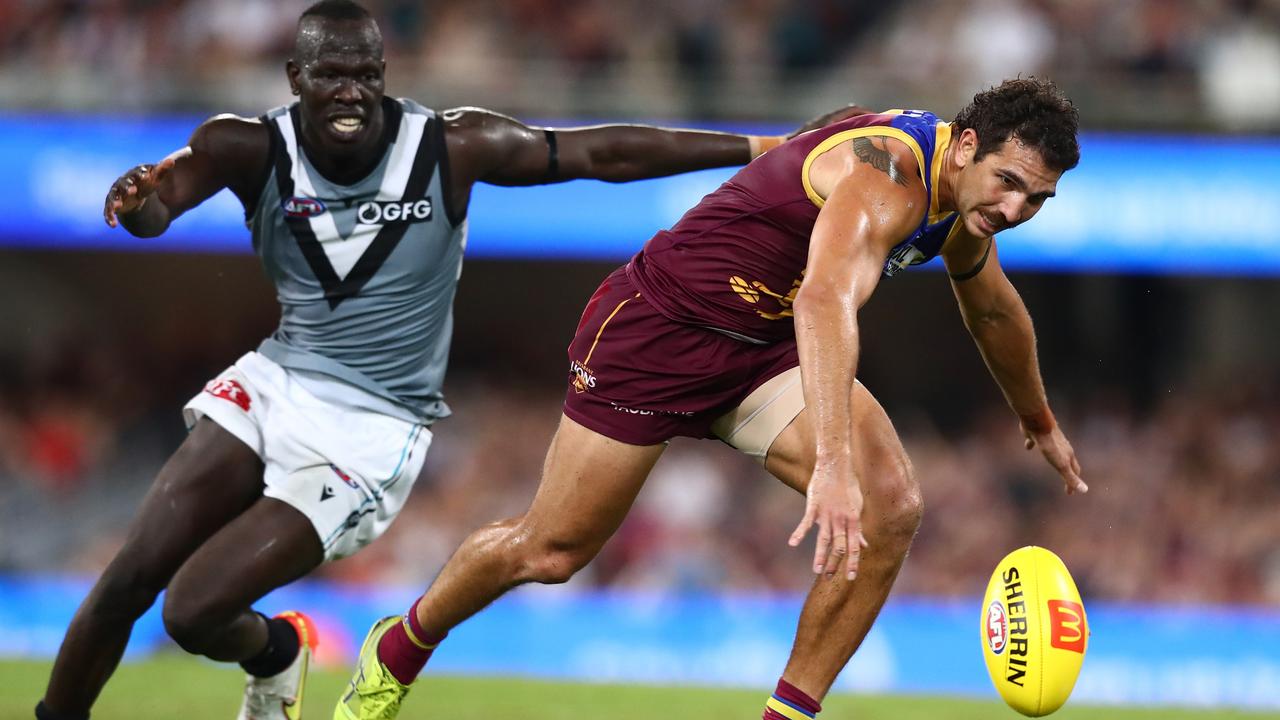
851, 137, 909, 186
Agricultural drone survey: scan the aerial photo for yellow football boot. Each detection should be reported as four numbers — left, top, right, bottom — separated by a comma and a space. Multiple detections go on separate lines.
334, 616, 411, 720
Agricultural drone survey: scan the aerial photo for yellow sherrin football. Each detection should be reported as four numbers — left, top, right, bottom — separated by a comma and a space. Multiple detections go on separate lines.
981, 546, 1089, 716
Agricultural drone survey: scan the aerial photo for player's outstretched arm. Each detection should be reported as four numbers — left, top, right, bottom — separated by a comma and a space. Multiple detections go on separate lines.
943, 238, 1087, 495
104, 114, 267, 237
788, 139, 924, 581
444, 105, 870, 188
443, 107, 753, 186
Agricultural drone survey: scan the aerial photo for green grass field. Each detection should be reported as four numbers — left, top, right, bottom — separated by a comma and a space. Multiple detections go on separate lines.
2, 656, 1275, 720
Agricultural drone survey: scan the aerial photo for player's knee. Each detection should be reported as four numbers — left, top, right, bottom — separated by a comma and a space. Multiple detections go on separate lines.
525, 549, 591, 585
513, 535, 596, 585
161, 592, 222, 654
878, 453, 924, 545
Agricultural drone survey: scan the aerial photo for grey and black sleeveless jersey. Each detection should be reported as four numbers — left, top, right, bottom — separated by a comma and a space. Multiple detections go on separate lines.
250, 98, 466, 423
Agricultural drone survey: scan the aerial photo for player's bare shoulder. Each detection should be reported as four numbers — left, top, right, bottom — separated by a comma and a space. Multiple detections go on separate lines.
848, 135, 921, 190
441, 106, 538, 152
185, 113, 272, 199
440, 106, 543, 183
190, 114, 270, 166
808, 134, 927, 209
440, 106, 529, 136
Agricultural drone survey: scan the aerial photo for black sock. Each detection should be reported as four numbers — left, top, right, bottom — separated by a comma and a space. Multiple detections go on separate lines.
239, 613, 301, 678
35, 700, 88, 720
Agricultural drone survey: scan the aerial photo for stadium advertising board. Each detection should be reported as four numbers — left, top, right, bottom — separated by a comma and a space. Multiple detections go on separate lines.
1, 116, 1277, 275
1, 575, 1278, 710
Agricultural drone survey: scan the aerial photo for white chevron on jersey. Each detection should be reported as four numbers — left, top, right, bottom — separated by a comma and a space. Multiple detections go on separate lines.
274, 111, 428, 279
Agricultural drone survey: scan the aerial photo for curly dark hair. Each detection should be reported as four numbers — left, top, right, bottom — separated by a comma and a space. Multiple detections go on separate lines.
953, 78, 1080, 172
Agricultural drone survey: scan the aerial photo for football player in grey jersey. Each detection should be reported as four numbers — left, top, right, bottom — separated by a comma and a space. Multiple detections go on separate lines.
36, 2, 864, 720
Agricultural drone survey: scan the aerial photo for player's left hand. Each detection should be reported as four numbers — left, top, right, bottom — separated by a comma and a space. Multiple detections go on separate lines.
789, 461, 869, 581
1024, 425, 1088, 495
787, 104, 874, 139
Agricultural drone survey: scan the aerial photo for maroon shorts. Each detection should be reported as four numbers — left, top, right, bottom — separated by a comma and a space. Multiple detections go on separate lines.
563, 267, 799, 445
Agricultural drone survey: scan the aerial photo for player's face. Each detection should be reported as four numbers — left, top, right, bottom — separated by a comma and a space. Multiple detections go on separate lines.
956, 136, 1061, 238
288, 19, 386, 155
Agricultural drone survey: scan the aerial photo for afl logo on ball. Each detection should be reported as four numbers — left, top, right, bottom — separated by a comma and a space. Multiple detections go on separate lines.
282, 196, 327, 218
986, 600, 1008, 655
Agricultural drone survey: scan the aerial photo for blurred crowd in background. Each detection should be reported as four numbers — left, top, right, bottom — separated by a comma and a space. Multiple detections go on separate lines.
1, 284, 1278, 607
1, 0, 1279, 608
3, 0, 1280, 129
329, 380, 1280, 605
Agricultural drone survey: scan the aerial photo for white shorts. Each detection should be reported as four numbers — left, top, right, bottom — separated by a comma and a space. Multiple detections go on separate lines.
183, 351, 432, 561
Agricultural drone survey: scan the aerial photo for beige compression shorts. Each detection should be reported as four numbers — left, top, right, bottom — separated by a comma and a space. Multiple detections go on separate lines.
711, 366, 806, 464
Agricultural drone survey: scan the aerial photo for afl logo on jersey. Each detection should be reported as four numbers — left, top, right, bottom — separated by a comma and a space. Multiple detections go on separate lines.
883, 242, 927, 276
357, 199, 433, 225
282, 196, 328, 218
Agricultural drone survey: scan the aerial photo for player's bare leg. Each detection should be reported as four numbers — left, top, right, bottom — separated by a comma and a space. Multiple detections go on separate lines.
162, 493, 325, 720
159, 495, 322, 660
761, 381, 922, 715
39, 418, 323, 719
41, 420, 263, 717
336, 414, 664, 719
420, 415, 664, 631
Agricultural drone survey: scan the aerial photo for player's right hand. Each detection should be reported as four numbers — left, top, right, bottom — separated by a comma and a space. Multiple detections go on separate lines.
1024, 424, 1088, 495
104, 156, 176, 227
789, 462, 868, 581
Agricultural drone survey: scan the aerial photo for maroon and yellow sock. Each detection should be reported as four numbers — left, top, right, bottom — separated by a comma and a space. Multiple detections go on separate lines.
762, 678, 821, 720
376, 598, 446, 685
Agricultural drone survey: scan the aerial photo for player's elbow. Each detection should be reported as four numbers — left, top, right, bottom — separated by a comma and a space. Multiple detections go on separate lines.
960, 310, 991, 338
961, 304, 1007, 337
123, 223, 167, 239
118, 206, 173, 238
793, 283, 828, 315
793, 282, 853, 325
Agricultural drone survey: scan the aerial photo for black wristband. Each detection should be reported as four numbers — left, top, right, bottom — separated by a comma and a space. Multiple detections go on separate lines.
949, 238, 992, 282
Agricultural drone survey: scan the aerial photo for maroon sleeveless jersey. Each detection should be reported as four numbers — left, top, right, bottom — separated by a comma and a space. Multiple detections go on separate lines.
627, 110, 958, 344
